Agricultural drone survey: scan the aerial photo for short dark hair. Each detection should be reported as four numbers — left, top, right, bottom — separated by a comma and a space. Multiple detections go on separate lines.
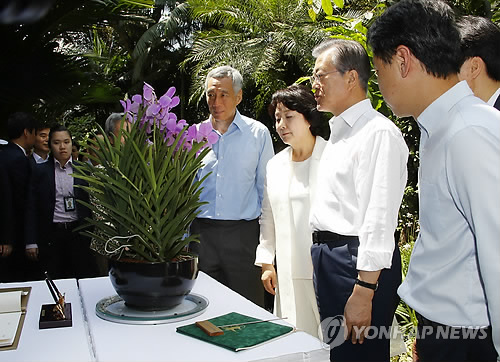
49, 124, 72, 145
268, 84, 322, 136
457, 15, 500, 82
367, 0, 464, 78
36, 125, 51, 134
7, 112, 37, 140
312, 39, 371, 92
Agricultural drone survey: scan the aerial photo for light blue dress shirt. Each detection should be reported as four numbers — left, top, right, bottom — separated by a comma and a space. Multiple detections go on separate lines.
196, 110, 274, 220
398, 81, 500, 355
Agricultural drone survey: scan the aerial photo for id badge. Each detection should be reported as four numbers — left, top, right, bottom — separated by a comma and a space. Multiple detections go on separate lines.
64, 196, 76, 212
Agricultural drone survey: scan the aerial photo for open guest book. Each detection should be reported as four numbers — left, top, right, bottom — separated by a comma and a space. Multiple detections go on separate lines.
176, 312, 295, 352
0, 287, 31, 351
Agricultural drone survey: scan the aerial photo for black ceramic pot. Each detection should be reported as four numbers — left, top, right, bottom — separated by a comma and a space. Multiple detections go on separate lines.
108, 255, 198, 310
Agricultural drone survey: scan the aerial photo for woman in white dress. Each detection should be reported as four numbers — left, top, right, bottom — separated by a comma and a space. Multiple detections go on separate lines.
255, 84, 326, 338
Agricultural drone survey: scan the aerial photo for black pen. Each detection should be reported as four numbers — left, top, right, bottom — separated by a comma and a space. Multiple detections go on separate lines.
44, 272, 66, 319
44, 271, 62, 298
45, 278, 59, 304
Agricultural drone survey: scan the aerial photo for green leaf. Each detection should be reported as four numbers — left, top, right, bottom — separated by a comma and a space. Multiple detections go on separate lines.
308, 8, 317, 22
332, 0, 344, 9
325, 15, 346, 22
321, 0, 333, 16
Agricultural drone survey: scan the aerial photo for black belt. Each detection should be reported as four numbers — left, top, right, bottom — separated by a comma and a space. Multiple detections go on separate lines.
415, 312, 447, 329
312, 231, 358, 245
52, 221, 80, 231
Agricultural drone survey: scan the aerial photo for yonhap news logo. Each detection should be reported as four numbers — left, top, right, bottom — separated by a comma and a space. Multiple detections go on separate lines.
319, 315, 346, 349
318, 315, 489, 350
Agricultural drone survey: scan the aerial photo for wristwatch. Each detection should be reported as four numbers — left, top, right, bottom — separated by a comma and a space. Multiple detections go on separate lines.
355, 278, 378, 291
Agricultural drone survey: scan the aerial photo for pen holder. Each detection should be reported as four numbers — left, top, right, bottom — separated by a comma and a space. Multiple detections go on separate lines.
39, 303, 72, 329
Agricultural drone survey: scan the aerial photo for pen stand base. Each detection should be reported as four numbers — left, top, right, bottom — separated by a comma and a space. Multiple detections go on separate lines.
39, 303, 72, 329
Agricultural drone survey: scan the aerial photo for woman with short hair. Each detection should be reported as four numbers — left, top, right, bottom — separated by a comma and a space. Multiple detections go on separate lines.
255, 84, 326, 337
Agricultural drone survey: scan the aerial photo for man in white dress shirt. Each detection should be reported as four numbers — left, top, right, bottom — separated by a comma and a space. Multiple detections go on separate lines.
368, 0, 500, 360
457, 15, 500, 111
309, 39, 408, 361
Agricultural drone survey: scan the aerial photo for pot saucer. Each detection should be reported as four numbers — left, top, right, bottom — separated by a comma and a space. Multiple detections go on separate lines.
95, 293, 208, 325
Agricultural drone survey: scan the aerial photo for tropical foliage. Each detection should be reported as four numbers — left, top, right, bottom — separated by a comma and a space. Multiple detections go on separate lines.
184, 0, 335, 118
0, 0, 154, 123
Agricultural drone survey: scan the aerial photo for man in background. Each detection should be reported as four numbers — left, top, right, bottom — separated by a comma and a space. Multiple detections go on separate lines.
457, 15, 500, 110
0, 112, 37, 281
30, 125, 50, 164
105, 112, 129, 144
367, 0, 500, 360
191, 65, 274, 307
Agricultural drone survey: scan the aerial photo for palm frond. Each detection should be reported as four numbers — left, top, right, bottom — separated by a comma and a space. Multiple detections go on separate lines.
185, 0, 334, 114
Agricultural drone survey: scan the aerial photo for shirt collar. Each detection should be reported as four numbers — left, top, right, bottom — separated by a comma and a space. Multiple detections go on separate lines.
33, 152, 48, 163
417, 81, 473, 137
487, 87, 500, 106
55, 156, 73, 170
329, 98, 372, 129
229, 109, 245, 131
13, 142, 27, 156
210, 109, 245, 133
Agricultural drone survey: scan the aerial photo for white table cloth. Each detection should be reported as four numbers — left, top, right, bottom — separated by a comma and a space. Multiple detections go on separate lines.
79, 272, 326, 362
0, 278, 93, 362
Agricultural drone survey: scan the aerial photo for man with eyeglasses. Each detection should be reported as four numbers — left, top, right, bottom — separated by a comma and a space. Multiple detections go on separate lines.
309, 39, 408, 361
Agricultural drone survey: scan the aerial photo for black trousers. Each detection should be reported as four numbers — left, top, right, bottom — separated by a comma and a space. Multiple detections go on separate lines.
190, 218, 264, 307
311, 232, 401, 362
415, 314, 498, 362
39, 222, 98, 280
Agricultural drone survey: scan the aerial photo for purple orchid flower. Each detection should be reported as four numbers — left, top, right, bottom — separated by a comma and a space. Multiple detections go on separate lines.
196, 121, 219, 146
158, 94, 172, 110
120, 82, 215, 155
166, 86, 176, 98
143, 83, 155, 104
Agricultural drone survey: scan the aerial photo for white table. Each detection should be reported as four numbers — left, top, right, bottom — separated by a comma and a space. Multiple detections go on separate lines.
0, 278, 94, 362
79, 272, 327, 362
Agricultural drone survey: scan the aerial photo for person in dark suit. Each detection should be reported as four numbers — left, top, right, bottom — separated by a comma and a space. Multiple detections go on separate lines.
26, 125, 97, 279
0, 112, 37, 282
457, 15, 500, 110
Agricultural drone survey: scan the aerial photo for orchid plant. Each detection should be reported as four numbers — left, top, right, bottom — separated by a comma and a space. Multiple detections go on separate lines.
74, 83, 218, 262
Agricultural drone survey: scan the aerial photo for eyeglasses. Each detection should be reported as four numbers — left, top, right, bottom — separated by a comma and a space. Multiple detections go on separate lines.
310, 70, 340, 84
